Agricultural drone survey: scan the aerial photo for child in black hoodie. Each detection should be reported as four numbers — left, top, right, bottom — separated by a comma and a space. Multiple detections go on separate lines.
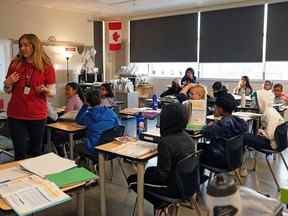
127, 103, 196, 212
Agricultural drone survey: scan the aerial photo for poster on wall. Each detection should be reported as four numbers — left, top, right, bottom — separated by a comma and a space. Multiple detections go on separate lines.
108, 21, 122, 51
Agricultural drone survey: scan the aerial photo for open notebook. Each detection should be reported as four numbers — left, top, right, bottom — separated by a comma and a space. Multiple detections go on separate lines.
0, 175, 71, 216
110, 141, 157, 158
19, 153, 76, 178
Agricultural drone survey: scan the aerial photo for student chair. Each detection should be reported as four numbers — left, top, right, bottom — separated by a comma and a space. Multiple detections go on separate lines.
132, 152, 202, 216
201, 135, 244, 184
249, 122, 288, 191
77, 125, 126, 179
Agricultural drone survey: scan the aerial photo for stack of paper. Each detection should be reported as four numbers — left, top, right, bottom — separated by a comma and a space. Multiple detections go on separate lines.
111, 141, 157, 158
0, 167, 29, 184
0, 175, 71, 216
19, 153, 76, 178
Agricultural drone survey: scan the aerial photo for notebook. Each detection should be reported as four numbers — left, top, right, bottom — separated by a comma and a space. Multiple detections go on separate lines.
110, 141, 157, 158
47, 167, 98, 188
19, 153, 77, 178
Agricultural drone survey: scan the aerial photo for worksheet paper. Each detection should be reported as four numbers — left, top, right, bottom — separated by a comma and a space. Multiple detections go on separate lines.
0, 167, 29, 184
111, 141, 157, 158
0, 175, 71, 216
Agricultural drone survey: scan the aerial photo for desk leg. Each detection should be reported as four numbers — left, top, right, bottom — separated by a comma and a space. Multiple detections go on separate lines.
137, 162, 145, 216
69, 133, 74, 159
77, 187, 85, 216
47, 128, 52, 153
99, 152, 106, 216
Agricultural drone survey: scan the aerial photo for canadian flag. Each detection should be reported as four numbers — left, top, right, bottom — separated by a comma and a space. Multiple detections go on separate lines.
108, 21, 122, 51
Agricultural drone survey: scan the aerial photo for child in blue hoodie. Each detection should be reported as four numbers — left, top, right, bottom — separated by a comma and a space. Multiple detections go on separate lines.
76, 89, 120, 155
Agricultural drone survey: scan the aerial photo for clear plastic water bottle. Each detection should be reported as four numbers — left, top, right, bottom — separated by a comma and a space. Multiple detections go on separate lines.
152, 94, 158, 110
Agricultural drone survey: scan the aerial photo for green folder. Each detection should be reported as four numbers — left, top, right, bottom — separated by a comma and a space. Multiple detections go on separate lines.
46, 167, 97, 188
186, 123, 204, 132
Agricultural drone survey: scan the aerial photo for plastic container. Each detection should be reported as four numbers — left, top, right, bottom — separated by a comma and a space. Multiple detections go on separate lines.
206, 174, 242, 216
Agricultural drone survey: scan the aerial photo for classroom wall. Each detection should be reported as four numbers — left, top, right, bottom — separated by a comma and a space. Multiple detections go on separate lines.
0, 1, 94, 45
0, 1, 95, 107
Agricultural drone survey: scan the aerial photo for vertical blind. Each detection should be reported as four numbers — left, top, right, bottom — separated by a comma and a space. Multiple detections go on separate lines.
200, 5, 264, 62
130, 14, 198, 62
266, 2, 288, 61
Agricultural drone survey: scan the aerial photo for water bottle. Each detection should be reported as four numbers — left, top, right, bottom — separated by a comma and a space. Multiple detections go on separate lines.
136, 112, 145, 138
240, 91, 246, 108
152, 94, 158, 110
206, 174, 242, 216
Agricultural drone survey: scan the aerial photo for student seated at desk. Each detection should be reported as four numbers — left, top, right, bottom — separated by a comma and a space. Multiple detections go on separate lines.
199, 94, 248, 169
64, 82, 84, 112
160, 78, 181, 98
100, 83, 116, 107
233, 76, 253, 96
127, 103, 196, 213
181, 67, 197, 86
177, 83, 206, 103
244, 90, 284, 150
273, 83, 288, 105
263, 80, 273, 91
212, 81, 228, 99
75, 89, 120, 155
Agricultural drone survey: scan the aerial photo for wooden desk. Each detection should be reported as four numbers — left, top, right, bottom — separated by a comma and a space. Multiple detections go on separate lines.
0, 161, 88, 216
96, 141, 158, 216
46, 122, 86, 159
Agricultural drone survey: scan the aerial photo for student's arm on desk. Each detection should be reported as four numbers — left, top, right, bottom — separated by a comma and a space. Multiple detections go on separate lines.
75, 105, 89, 125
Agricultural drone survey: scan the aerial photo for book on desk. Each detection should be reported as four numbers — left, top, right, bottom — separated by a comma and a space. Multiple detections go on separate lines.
0, 153, 97, 215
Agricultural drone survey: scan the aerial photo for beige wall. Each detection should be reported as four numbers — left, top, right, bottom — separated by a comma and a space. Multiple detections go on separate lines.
0, 1, 94, 45
0, 1, 95, 107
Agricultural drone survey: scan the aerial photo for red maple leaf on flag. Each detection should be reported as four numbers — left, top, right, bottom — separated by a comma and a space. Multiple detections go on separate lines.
113, 32, 120, 42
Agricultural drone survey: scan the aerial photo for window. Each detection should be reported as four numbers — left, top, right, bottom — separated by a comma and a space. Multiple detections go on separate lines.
265, 62, 288, 80
199, 63, 263, 80
129, 3, 288, 81
133, 62, 198, 78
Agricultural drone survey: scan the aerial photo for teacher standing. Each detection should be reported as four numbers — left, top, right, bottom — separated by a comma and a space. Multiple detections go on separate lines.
4, 34, 56, 160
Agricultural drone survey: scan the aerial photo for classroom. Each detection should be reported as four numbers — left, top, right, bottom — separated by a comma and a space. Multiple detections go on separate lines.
1, 0, 288, 215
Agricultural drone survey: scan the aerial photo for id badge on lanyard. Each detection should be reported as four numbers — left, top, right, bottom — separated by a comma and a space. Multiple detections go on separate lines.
24, 71, 33, 95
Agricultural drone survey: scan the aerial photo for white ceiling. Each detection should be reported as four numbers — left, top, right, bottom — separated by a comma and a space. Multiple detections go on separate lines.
12, 0, 282, 17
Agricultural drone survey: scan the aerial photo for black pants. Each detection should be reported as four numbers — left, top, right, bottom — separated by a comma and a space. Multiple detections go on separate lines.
243, 134, 272, 150
127, 167, 178, 209
8, 117, 46, 160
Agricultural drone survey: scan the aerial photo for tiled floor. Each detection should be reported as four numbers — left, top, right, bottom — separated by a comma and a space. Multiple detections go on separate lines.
35, 150, 288, 216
